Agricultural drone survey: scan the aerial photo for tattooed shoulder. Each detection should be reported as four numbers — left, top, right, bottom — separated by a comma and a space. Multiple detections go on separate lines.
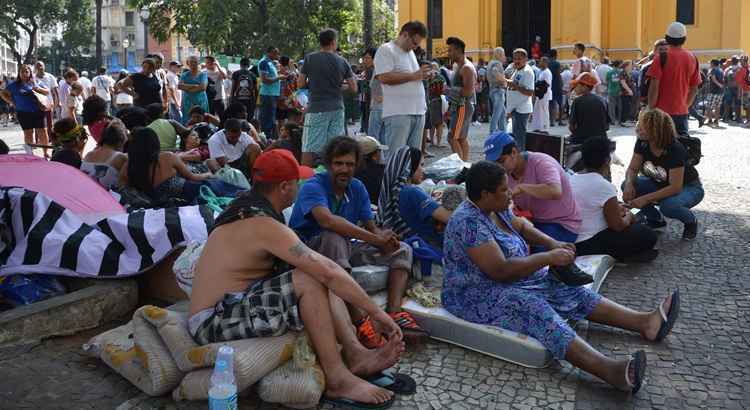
289, 241, 311, 258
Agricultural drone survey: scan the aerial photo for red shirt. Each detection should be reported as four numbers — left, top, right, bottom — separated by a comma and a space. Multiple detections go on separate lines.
647, 47, 701, 115
736, 66, 750, 91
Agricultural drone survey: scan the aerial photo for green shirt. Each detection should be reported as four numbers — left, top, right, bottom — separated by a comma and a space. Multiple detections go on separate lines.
606, 69, 622, 96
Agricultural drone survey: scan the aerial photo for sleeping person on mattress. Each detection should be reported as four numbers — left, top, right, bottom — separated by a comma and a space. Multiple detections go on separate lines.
441, 160, 681, 394
119, 127, 245, 205
189, 149, 408, 409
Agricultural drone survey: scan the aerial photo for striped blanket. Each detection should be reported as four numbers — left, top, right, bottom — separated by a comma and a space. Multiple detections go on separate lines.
0, 187, 214, 278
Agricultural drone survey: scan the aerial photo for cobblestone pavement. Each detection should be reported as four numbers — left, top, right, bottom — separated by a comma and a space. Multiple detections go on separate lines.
1, 119, 749, 409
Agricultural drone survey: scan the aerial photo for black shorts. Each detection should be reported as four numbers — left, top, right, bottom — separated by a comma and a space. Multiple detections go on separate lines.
16, 110, 45, 130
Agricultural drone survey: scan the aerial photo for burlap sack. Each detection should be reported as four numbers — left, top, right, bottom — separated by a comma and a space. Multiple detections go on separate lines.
257, 333, 325, 409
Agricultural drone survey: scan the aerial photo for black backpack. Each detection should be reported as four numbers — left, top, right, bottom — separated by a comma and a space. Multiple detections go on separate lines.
677, 134, 702, 166
534, 80, 549, 99
206, 76, 217, 101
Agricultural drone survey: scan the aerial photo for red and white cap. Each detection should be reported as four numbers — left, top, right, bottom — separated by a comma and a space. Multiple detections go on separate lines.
252, 149, 315, 183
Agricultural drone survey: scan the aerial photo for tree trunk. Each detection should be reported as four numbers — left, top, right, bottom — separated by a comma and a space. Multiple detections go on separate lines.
363, 0, 373, 50
95, 0, 103, 68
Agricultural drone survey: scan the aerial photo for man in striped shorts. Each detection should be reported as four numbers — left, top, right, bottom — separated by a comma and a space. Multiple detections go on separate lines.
446, 36, 477, 161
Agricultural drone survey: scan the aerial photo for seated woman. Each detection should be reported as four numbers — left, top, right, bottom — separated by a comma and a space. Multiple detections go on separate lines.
266, 122, 302, 162
354, 135, 387, 204
82, 95, 112, 145
570, 137, 658, 262
120, 127, 245, 204
81, 119, 128, 190
380, 147, 452, 250
50, 118, 88, 168
443, 160, 681, 394
623, 108, 704, 241
186, 105, 220, 128
145, 103, 193, 151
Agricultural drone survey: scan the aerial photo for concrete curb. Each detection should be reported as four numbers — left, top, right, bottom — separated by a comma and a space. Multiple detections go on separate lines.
0, 279, 138, 348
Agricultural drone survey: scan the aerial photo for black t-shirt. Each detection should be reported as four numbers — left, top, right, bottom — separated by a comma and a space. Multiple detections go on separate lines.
355, 160, 385, 205
131, 73, 162, 108
232, 69, 257, 100
569, 93, 608, 142
51, 149, 82, 169
549, 59, 562, 94
634, 139, 699, 188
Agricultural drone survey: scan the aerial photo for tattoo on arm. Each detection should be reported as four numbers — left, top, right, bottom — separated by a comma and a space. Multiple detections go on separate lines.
289, 241, 316, 261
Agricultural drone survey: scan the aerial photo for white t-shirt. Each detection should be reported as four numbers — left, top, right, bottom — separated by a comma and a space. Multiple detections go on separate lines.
505, 64, 535, 114
595, 64, 612, 94
92, 75, 115, 101
207, 129, 255, 162
206, 68, 226, 101
373, 41, 426, 118
538, 68, 552, 102
58, 80, 71, 118
166, 71, 181, 104
34, 72, 57, 105
570, 172, 618, 243
78, 76, 92, 98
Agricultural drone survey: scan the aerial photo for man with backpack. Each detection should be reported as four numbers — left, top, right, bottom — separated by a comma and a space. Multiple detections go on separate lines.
231, 58, 258, 122
646, 22, 701, 136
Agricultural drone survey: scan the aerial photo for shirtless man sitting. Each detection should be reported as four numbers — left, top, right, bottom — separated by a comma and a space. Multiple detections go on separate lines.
189, 149, 405, 407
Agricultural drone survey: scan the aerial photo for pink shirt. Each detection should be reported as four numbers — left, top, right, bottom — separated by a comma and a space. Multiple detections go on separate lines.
508, 152, 582, 234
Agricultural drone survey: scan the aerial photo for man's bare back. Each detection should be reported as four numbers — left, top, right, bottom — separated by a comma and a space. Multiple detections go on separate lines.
189, 217, 278, 316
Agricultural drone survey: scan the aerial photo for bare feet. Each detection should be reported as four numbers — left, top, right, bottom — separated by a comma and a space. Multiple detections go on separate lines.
642, 292, 673, 341
325, 372, 394, 404
345, 334, 405, 377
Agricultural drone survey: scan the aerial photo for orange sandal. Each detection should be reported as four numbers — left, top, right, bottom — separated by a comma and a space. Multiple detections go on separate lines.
356, 317, 387, 349
389, 311, 429, 342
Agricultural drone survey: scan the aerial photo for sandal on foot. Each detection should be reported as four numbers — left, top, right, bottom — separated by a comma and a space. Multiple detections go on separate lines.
625, 350, 647, 394
367, 370, 417, 395
389, 311, 429, 342
356, 317, 387, 349
653, 289, 681, 342
321, 395, 395, 409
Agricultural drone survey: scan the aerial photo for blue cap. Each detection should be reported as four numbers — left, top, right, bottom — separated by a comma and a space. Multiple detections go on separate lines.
484, 131, 516, 161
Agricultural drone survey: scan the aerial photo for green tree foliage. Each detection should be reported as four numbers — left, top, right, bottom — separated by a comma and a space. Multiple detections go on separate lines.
1, 0, 94, 68
129, 0, 395, 59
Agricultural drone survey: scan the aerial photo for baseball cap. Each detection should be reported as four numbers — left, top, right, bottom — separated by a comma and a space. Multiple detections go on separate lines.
484, 131, 516, 162
355, 135, 388, 155
252, 149, 314, 183
666, 22, 687, 39
169, 60, 182, 67
570, 72, 598, 89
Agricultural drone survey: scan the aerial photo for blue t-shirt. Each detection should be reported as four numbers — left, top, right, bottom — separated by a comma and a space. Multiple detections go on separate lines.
398, 185, 442, 246
6, 80, 38, 113
258, 57, 280, 97
289, 172, 373, 240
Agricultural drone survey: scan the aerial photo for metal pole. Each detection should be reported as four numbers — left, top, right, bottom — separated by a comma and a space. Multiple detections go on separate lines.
426, 0, 433, 60
143, 20, 149, 56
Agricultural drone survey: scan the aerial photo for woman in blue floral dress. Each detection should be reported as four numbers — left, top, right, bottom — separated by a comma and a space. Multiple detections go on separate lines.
442, 160, 681, 394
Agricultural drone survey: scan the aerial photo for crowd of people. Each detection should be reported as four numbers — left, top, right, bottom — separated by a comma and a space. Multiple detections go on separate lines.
0, 19, 717, 409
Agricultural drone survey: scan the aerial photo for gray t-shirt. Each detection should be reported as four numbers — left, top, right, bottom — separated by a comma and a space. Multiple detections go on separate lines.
486, 59, 504, 88
370, 77, 383, 110
301, 51, 353, 113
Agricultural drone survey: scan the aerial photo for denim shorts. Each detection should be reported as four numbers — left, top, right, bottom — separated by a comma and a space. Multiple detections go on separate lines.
302, 108, 345, 154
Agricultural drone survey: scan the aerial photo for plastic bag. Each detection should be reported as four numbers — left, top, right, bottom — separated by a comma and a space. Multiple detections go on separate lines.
215, 166, 251, 190
198, 185, 234, 213
424, 153, 472, 181
0, 274, 66, 306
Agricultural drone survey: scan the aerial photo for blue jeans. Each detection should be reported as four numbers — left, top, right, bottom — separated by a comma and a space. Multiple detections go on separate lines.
530, 222, 578, 254
671, 114, 689, 136
168, 103, 183, 124
383, 114, 425, 151
368, 108, 384, 143
259, 95, 277, 139
629, 177, 704, 224
511, 111, 530, 150
489, 88, 506, 134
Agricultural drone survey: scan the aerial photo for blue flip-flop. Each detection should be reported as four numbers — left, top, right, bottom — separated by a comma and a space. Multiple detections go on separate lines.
321, 395, 395, 409
366, 370, 417, 395
654, 289, 680, 342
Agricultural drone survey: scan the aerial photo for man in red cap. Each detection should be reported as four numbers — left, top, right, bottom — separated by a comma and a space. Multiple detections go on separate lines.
568, 72, 609, 144
189, 149, 405, 408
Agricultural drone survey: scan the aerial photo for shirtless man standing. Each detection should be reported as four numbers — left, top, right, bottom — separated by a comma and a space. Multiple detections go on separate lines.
189, 149, 405, 407
445, 36, 477, 161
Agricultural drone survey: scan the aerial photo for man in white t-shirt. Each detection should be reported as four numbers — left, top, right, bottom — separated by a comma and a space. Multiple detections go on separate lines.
79, 71, 92, 99
207, 118, 261, 179
58, 69, 79, 119
92, 67, 116, 114
532, 56, 553, 132
205, 56, 227, 118
374, 21, 432, 151
504, 48, 535, 149
34, 61, 58, 131
166, 61, 182, 123
595, 57, 612, 97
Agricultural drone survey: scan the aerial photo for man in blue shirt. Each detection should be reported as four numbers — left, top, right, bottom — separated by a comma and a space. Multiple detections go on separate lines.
258, 46, 285, 140
290, 136, 428, 347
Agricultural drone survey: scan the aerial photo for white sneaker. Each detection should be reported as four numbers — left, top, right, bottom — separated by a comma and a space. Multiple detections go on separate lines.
472, 121, 481, 126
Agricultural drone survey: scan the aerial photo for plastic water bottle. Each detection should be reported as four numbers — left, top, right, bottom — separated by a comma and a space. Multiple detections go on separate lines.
209, 346, 237, 410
